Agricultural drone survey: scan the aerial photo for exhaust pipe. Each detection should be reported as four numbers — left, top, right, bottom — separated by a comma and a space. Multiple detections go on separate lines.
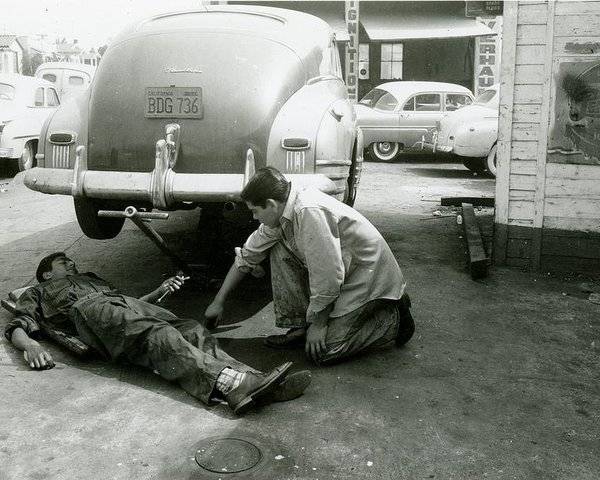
223, 201, 237, 212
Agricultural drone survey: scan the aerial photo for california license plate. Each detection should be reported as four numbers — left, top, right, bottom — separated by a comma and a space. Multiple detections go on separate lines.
145, 87, 203, 119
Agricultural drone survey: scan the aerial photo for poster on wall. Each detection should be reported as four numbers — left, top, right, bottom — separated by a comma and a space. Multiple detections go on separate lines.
548, 61, 600, 165
474, 16, 502, 95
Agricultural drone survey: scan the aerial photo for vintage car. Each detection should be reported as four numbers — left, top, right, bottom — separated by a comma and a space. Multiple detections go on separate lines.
0, 74, 60, 171
425, 84, 499, 176
35, 62, 95, 101
24, 6, 362, 240
354, 81, 473, 161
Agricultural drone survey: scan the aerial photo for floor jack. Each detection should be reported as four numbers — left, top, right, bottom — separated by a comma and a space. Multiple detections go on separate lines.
98, 206, 209, 289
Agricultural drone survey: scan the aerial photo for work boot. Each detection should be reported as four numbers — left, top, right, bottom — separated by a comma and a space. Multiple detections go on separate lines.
225, 362, 292, 415
264, 327, 307, 349
271, 370, 312, 403
396, 294, 415, 347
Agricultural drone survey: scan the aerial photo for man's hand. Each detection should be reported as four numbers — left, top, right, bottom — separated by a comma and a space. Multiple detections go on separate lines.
305, 321, 328, 363
305, 306, 331, 363
204, 301, 224, 329
24, 345, 55, 370
160, 275, 187, 295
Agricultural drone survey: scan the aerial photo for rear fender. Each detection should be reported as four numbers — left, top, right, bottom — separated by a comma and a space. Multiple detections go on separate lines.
39, 92, 89, 169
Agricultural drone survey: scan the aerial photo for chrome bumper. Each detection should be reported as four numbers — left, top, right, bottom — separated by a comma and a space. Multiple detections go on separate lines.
24, 140, 338, 208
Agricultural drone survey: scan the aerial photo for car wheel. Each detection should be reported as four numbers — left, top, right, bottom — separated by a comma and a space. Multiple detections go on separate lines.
370, 142, 400, 162
18, 142, 36, 171
74, 198, 125, 239
486, 143, 498, 177
462, 157, 486, 174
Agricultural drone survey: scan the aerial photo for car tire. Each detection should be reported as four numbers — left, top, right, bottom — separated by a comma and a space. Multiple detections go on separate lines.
462, 157, 486, 174
18, 141, 36, 171
74, 198, 125, 239
370, 142, 400, 162
486, 143, 498, 177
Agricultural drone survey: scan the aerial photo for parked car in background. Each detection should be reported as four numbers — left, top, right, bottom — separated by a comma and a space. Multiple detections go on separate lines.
35, 62, 95, 100
0, 74, 60, 171
24, 6, 362, 240
355, 81, 473, 161
425, 84, 499, 176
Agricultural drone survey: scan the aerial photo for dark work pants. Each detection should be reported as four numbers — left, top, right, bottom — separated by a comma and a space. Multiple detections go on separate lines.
70, 293, 254, 404
269, 243, 400, 363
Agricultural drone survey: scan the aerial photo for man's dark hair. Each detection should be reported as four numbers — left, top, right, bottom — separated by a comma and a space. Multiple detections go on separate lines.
36, 252, 67, 283
240, 166, 291, 208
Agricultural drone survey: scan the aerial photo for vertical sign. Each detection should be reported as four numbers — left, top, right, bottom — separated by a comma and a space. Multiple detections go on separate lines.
474, 16, 502, 95
345, 0, 359, 103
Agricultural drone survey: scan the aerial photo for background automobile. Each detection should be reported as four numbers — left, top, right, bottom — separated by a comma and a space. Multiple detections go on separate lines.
0, 74, 60, 171
355, 81, 473, 162
24, 6, 362, 240
426, 84, 499, 176
35, 62, 96, 101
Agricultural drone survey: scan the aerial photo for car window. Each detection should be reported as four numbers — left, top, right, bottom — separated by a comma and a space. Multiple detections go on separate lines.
42, 73, 57, 83
414, 93, 441, 111
46, 88, 60, 106
475, 89, 497, 104
359, 88, 388, 108
445, 94, 472, 111
373, 92, 398, 112
0, 83, 15, 101
34, 87, 44, 106
403, 97, 415, 111
69, 75, 85, 86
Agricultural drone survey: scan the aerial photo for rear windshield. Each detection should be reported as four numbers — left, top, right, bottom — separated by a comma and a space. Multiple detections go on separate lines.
359, 88, 389, 107
475, 89, 497, 104
0, 83, 15, 101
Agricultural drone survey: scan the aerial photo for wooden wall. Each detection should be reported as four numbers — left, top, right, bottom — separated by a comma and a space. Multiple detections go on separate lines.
495, 0, 600, 273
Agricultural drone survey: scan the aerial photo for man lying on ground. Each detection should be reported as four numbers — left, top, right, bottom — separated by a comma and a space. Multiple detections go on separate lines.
5, 252, 310, 414
205, 167, 415, 364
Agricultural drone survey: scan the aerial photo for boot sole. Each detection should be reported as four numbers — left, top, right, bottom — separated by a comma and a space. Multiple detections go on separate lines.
233, 362, 293, 415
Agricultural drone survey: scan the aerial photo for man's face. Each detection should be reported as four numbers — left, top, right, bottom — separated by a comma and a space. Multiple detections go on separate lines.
246, 200, 282, 228
46, 256, 78, 280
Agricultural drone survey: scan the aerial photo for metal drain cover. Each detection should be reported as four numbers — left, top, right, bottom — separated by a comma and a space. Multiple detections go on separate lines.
195, 437, 262, 474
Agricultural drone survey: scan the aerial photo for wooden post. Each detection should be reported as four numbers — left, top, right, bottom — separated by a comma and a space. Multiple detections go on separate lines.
531, 0, 556, 270
494, 0, 519, 265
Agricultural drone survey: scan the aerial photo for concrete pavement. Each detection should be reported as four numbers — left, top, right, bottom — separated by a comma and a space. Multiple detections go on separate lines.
0, 160, 598, 480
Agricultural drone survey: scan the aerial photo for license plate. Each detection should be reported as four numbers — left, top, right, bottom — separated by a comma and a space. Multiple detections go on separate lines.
145, 87, 203, 119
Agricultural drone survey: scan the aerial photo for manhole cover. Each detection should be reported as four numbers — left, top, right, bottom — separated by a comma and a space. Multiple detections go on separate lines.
195, 437, 262, 474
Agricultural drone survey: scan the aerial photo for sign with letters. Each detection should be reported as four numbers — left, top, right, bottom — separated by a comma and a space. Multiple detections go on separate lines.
345, 0, 359, 103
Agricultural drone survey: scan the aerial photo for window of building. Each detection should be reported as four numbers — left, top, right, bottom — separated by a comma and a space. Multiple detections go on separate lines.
359, 44, 369, 79
46, 88, 60, 106
84, 59, 91, 65
69, 76, 85, 86
380, 43, 403, 80
445, 94, 472, 111
43, 73, 57, 83
34, 87, 44, 106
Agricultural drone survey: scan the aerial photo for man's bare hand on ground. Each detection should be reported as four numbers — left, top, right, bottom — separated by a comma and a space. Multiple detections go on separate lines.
204, 301, 224, 329
24, 345, 55, 370
305, 306, 331, 363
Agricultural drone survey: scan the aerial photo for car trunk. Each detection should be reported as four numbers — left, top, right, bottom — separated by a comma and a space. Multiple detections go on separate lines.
88, 32, 305, 173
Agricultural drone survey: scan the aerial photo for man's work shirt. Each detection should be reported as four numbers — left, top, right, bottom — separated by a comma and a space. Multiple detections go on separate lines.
236, 186, 405, 317
4, 273, 114, 341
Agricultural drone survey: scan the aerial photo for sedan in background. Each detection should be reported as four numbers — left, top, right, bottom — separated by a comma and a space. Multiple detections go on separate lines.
425, 84, 499, 176
0, 74, 60, 171
355, 81, 473, 161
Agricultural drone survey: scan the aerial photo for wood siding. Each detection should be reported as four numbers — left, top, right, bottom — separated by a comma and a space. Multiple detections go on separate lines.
496, 0, 600, 272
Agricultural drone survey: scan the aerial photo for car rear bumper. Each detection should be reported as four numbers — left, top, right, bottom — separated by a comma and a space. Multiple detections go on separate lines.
24, 144, 338, 208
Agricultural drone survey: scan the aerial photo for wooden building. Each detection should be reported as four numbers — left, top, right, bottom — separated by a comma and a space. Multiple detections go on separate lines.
495, 0, 600, 274
0, 35, 25, 74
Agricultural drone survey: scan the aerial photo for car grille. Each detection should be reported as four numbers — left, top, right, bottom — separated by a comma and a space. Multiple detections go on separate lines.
51, 144, 71, 168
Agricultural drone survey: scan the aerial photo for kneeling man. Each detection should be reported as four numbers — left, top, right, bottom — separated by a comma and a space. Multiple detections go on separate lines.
5, 252, 309, 414
205, 167, 414, 364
